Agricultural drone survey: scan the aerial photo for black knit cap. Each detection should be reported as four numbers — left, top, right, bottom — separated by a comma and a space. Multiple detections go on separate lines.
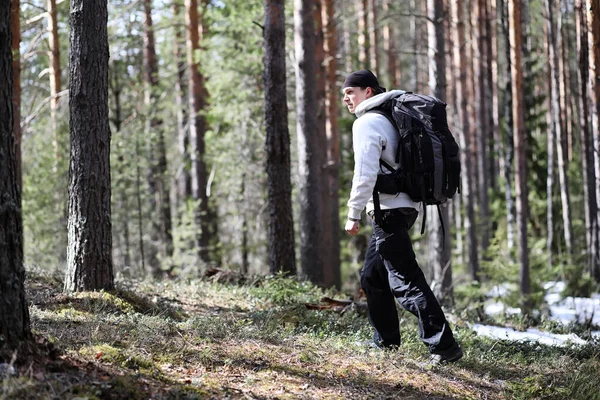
342, 69, 386, 93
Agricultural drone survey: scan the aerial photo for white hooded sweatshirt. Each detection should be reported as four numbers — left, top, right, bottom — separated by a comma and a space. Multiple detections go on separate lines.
347, 90, 419, 221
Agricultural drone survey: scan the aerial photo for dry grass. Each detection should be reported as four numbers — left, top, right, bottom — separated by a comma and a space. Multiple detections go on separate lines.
1, 271, 598, 399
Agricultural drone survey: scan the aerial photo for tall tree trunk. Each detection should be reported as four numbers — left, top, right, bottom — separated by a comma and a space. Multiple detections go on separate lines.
382, 0, 399, 86
588, 0, 600, 281
508, 0, 531, 314
264, 0, 296, 275
426, 0, 452, 302
554, 0, 573, 260
342, 0, 354, 73
11, 0, 21, 193
0, 0, 31, 354
367, 0, 379, 75
295, 0, 325, 284
314, 0, 333, 286
411, 0, 419, 91
65, 0, 114, 292
143, 0, 174, 277
322, 0, 341, 289
472, 0, 490, 254
501, 0, 516, 253
576, 0, 599, 278
487, 0, 500, 192
185, 0, 210, 264
174, 0, 191, 204
357, 0, 368, 69
452, 0, 479, 281
47, 0, 61, 173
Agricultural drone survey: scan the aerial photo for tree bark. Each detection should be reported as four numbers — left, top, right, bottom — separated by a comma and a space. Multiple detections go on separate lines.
0, 0, 31, 354
65, 0, 114, 292
576, 0, 599, 278
487, 0, 500, 192
295, 0, 325, 284
508, 0, 531, 314
143, 0, 174, 276
321, 0, 341, 289
173, 0, 191, 203
382, 0, 399, 87
427, 0, 452, 302
47, 0, 61, 173
500, 0, 516, 253
10, 0, 21, 193
264, 0, 296, 275
474, 0, 490, 254
451, 0, 479, 281
588, 0, 600, 281
357, 0, 368, 69
367, 0, 379, 75
185, 0, 210, 264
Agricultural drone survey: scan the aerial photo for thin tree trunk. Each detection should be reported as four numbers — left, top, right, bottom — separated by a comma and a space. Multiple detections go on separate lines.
322, 0, 341, 289
367, 0, 379, 75
342, 0, 354, 73
47, 0, 61, 173
11, 0, 21, 193
427, 0, 452, 302
1, 0, 31, 353
508, 0, 531, 315
174, 0, 191, 203
382, 0, 399, 86
473, 0, 490, 254
264, 0, 296, 275
452, 0, 479, 281
576, 0, 599, 277
588, 0, 600, 281
65, 0, 114, 292
501, 0, 516, 253
487, 0, 500, 192
411, 0, 419, 91
185, 0, 210, 264
295, 0, 325, 284
143, 0, 174, 276
357, 0, 368, 69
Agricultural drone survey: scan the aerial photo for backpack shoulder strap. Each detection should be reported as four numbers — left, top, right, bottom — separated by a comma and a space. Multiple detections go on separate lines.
366, 108, 396, 129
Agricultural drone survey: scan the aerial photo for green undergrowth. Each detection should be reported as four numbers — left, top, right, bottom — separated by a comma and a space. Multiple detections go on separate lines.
2, 270, 599, 399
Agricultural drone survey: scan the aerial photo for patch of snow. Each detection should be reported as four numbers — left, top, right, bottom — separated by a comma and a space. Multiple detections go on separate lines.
471, 324, 588, 347
474, 281, 600, 347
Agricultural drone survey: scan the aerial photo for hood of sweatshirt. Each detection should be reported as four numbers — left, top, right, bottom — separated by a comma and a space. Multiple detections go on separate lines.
355, 90, 406, 118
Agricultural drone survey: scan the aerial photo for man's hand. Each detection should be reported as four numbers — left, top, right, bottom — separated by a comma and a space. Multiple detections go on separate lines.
345, 219, 360, 236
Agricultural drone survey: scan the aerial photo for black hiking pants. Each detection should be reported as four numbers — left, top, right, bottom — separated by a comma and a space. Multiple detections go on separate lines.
360, 207, 457, 353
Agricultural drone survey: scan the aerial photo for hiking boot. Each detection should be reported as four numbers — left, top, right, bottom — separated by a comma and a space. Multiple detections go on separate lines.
428, 344, 463, 365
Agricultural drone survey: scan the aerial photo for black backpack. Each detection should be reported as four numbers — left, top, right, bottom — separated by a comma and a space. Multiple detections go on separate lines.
368, 92, 461, 234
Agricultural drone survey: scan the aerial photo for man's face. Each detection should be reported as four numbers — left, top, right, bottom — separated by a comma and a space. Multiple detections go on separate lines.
342, 86, 371, 114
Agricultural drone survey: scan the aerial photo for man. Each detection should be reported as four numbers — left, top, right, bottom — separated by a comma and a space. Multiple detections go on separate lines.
343, 69, 462, 364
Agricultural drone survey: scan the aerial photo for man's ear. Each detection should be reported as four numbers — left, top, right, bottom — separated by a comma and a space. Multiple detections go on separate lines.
365, 87, 372, 97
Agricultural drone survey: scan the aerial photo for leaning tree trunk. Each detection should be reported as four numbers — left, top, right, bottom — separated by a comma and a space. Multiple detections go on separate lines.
264, 0, 296, 275
508, 0, 531, 315
576, 0, 599, 278
294, 0, 325, 285
1, 1, 31, 354
321, 0, 341, 289
427, 0, 452, 302
588, 0, 600, 282
10, 0, 21, 193
65, 0, 114, 292
185, 0, 210, 264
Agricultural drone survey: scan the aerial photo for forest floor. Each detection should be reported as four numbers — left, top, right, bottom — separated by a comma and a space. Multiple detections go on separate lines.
2, 270, 600, 400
